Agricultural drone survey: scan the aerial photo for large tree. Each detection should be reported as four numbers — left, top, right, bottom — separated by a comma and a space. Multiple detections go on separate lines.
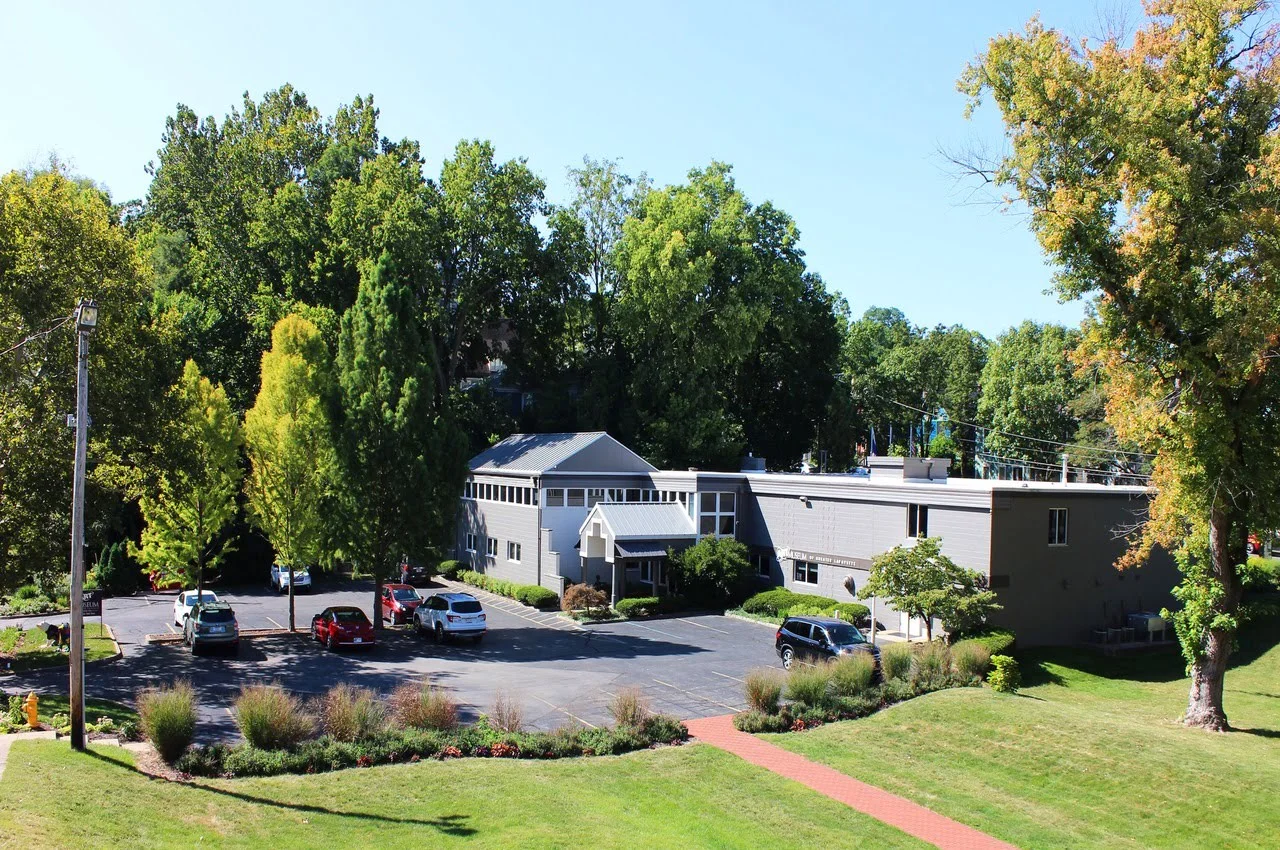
132, 360, 243, 595
244, 315, 336, 631
961, 0, 1280, 728
336, 253, 466, 626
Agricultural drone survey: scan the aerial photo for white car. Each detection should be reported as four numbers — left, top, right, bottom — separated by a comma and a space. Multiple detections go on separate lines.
414, 592, 487, 642
172, 590, 219, 627
270, 564, 312, 593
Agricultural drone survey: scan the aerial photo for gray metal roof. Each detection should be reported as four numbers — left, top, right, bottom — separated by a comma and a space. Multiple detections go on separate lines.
469, 432, 656, 474
591, 503, 696, 540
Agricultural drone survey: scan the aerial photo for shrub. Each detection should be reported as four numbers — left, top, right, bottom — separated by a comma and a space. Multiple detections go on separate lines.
95, 542, 137, 596
741, 589, 839, 617
667, 536, 753, 604
12, 585, 42, 602
459, 569, 485, 588
390, 681, 459, 730
513, 585, 558, 608
615, 596, 660, 618
784, 664, 832, 708
316, 683, 386, 743
437, 560, 465, 580
988, 655, 1021, 693
608, 687, 651, 728
952, 642, 992, 681
562, 583, 608, 613
951, 628, 1016, 656
235, 684, 315, 750
733, 709, 794, 733
743, 668, 785, 713
137, 680, 197, 763
828, 602, 871, 624
911, 642, 953, 690
880, 642, 913, 680
830, 653, 877, 697
490, 690, 523, 734
641, 713, 688, 744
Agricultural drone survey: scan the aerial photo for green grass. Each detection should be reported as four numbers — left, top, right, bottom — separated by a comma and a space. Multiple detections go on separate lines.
764, 620, 1280, 850
29, 695, 139, 729
0, 742, 928, 849
0, 624, 117, 672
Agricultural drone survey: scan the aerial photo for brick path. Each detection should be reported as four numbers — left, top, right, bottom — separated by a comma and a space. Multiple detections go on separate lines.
684, 714, 1017, 850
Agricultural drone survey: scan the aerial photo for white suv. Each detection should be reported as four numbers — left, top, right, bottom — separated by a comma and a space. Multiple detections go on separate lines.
172, 590, 219, 627
270, 564, 312, 593
414, 593, 487, 643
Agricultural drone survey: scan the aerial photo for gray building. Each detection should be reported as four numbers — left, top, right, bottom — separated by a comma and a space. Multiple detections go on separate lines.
455, 432, 1178, 646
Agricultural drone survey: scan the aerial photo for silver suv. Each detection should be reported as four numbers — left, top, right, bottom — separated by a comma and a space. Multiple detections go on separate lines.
414, 592, 487, 643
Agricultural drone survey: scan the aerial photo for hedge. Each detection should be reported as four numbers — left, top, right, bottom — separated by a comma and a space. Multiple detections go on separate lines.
743, 588, 837, 616
951, 628, 1016, 656
455, 569, 559, 609
436, 560, 466, 580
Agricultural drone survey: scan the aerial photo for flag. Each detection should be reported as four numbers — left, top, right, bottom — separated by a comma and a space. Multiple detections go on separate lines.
870, 426, 878, 457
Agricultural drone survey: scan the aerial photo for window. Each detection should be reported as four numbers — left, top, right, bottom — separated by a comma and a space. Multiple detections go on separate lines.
588, 488, 604, 507
793, 560, 818, 585
500, 485, 508, 502
908, 504, 929, 538
626, 488, 641, 502
635, 559, 664, 585
698, 491, 736, 537
486, 537, 498, 558
752, 551, 772, 578
465, 533, 477, 553
700, 514, 716, 535
1049, 508, 1068, 546
463, 481, 472, 499
784, 621, 812, 640
638, 561, 652, 583
507, 542, 521, 562
567, 489, 585, 507
546, 489, 564, 507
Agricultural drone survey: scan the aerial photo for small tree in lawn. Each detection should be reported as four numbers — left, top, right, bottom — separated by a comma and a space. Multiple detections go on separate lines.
669, 536, 752, 605
244, 315, 336, 632
859, 537, 999, 641
336, 253, 466, 628
132, 360, 243, 599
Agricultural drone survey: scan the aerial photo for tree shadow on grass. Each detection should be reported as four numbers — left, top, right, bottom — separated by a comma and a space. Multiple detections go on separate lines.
1231, 726, 1280, 739
83, 749, 476, 835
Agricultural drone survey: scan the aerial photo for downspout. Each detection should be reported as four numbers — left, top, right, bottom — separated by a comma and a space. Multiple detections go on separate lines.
534, 475, 542, 589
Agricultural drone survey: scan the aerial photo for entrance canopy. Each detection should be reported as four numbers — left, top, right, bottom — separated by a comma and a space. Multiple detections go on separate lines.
578, 503, 697, 565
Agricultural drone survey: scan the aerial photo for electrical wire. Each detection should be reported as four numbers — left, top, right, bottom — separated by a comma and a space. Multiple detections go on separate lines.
0, 313, 75, 358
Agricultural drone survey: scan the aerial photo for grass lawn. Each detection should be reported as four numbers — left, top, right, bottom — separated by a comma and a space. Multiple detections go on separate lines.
0, 742, 928, 849
0, 624, 117, 673
764, 619, 1280, 850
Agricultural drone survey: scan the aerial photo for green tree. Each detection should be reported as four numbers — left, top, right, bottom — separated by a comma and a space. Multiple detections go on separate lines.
132, 361, 243, 595
244, 315, 336, 631
0, 166, 176, 594
961, 0, 1280, 728
336, 253, 467, 625
858, 537, 999, 642
669, 536, 752, 604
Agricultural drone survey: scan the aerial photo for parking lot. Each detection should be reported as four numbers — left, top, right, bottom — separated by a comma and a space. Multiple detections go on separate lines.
2, 578, 782, 739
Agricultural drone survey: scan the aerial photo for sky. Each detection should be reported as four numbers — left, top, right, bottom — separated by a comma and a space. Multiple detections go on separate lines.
0, 0, 1145, 338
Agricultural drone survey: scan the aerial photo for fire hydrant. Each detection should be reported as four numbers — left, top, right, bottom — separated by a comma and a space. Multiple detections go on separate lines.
24, 692, 38, 729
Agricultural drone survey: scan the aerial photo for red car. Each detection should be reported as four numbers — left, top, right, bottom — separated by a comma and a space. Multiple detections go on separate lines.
311, 606, 376, 651
1247, 533, 1263, 556
381, 583, 422, 625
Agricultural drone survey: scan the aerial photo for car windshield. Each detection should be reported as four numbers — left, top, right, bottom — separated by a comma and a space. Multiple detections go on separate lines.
332, 610, 369, 624
826, 623, 865, 645
199, 608, 235, 623
392, 589, 418, 601
451, 600, 482, 614
187, 593, 216, 605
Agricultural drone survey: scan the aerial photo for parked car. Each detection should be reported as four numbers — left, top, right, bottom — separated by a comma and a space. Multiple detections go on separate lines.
398, 560, 431, 586
381, 583, 422, 625
172, 590, 219, 627
775, 615, 880, 671
311, 606, 375, 651
414, 592, 487, 642
150, 571, 183, 592
183, 601, 239, 655
270, 563, 312, 593
1247, 533, 1263, 556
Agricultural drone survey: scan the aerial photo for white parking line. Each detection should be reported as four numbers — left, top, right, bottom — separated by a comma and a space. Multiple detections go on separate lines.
165, 623, 177, 634
711, 670, 745, 683
530, 694, 597, 729
674, 617, 730, 635
614, 620, 685, 640
652, 678, 743, 713
265, 617, 284, 629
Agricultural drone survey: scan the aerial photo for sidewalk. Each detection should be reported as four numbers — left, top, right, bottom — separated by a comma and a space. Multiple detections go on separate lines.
684, 714, 1017, 850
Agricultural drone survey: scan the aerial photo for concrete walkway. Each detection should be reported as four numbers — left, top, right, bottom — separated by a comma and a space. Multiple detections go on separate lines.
684, 714, 1017, 850
0, 729, 57, 781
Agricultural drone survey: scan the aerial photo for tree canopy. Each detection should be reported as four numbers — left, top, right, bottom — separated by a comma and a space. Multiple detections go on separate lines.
859, 537, 1000, 641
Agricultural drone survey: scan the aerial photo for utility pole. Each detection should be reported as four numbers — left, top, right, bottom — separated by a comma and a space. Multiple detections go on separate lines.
68, 299, 98, 752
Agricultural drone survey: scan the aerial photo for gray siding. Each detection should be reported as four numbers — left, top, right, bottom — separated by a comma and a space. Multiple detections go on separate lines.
456, 497, 541, 586
988, 491, 1178, 646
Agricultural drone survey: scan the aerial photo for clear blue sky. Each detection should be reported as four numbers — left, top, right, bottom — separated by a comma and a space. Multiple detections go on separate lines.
1, 1, 1143, 338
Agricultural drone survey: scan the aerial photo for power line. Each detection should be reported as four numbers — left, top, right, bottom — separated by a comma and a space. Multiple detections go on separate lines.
974, 450, 1151, 481
0, 313, 75, 358
876, 395, 1155, 460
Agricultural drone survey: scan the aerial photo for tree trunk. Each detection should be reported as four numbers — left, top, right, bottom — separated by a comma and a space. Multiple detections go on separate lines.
1185, 508, 1244, 731
287, 564, 295, 632
373, 574, 383, 631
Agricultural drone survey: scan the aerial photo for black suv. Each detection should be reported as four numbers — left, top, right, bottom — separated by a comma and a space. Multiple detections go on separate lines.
775, 615, 880, 671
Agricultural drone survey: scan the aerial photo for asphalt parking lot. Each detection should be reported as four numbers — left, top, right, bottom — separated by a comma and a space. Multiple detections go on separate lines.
2, 578, 782, 740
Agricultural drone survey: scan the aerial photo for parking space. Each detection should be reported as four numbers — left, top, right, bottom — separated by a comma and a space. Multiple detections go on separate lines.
2, 579, 782, 741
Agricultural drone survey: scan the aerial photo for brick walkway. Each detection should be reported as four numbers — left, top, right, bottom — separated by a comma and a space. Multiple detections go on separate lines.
684, 714, 1017, 850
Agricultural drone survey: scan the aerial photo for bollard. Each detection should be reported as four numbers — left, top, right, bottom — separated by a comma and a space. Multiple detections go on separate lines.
24, 692, 38, 729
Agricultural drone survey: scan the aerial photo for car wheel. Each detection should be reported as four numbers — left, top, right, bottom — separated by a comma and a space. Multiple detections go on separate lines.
326, 633, 337, 652
414, 616, 425, 636
781, 646, 795, 670
1247, 541, 1258, 555
434, 622, 445, 643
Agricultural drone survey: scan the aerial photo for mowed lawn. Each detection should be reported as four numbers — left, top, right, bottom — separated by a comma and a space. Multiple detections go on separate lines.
1, 623, 117, 672
766, 619, 1280, 850
0, 742, 928, 849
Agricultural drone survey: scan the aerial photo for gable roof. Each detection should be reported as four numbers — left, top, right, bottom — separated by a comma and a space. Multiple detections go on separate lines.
469, 432, 657, 475
579, 503, 696, 540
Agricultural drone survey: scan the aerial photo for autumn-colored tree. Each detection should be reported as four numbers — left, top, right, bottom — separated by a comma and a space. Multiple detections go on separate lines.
244, 315, 336, 631
961, 0, 1280, 729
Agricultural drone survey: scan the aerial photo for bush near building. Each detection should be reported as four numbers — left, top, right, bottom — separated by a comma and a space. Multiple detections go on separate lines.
456, 570, 559, 609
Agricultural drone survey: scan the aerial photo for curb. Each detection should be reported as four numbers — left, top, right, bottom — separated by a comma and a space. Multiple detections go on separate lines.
144, 628, 303, 645
722, 611, 782, 629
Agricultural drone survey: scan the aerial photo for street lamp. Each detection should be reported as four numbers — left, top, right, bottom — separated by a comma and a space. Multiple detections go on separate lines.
68, 298, 97, 751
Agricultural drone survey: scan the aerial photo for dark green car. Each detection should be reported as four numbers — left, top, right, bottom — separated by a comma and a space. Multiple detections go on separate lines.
184, 601, 240, 655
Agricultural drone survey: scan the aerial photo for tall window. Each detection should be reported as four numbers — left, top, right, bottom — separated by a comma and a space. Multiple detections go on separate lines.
698, 491, 736, 537
545, 489, 564, 507
793, 560, 818, 585
1049, 508, 1068, 546
507, 541, 521, 562
588, 488, 604, 507
908, 504, 929, 538
752, 551, 772, 578
465, 533, 477, 553
567, 489, 585, 507
486, 537, 498, 558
